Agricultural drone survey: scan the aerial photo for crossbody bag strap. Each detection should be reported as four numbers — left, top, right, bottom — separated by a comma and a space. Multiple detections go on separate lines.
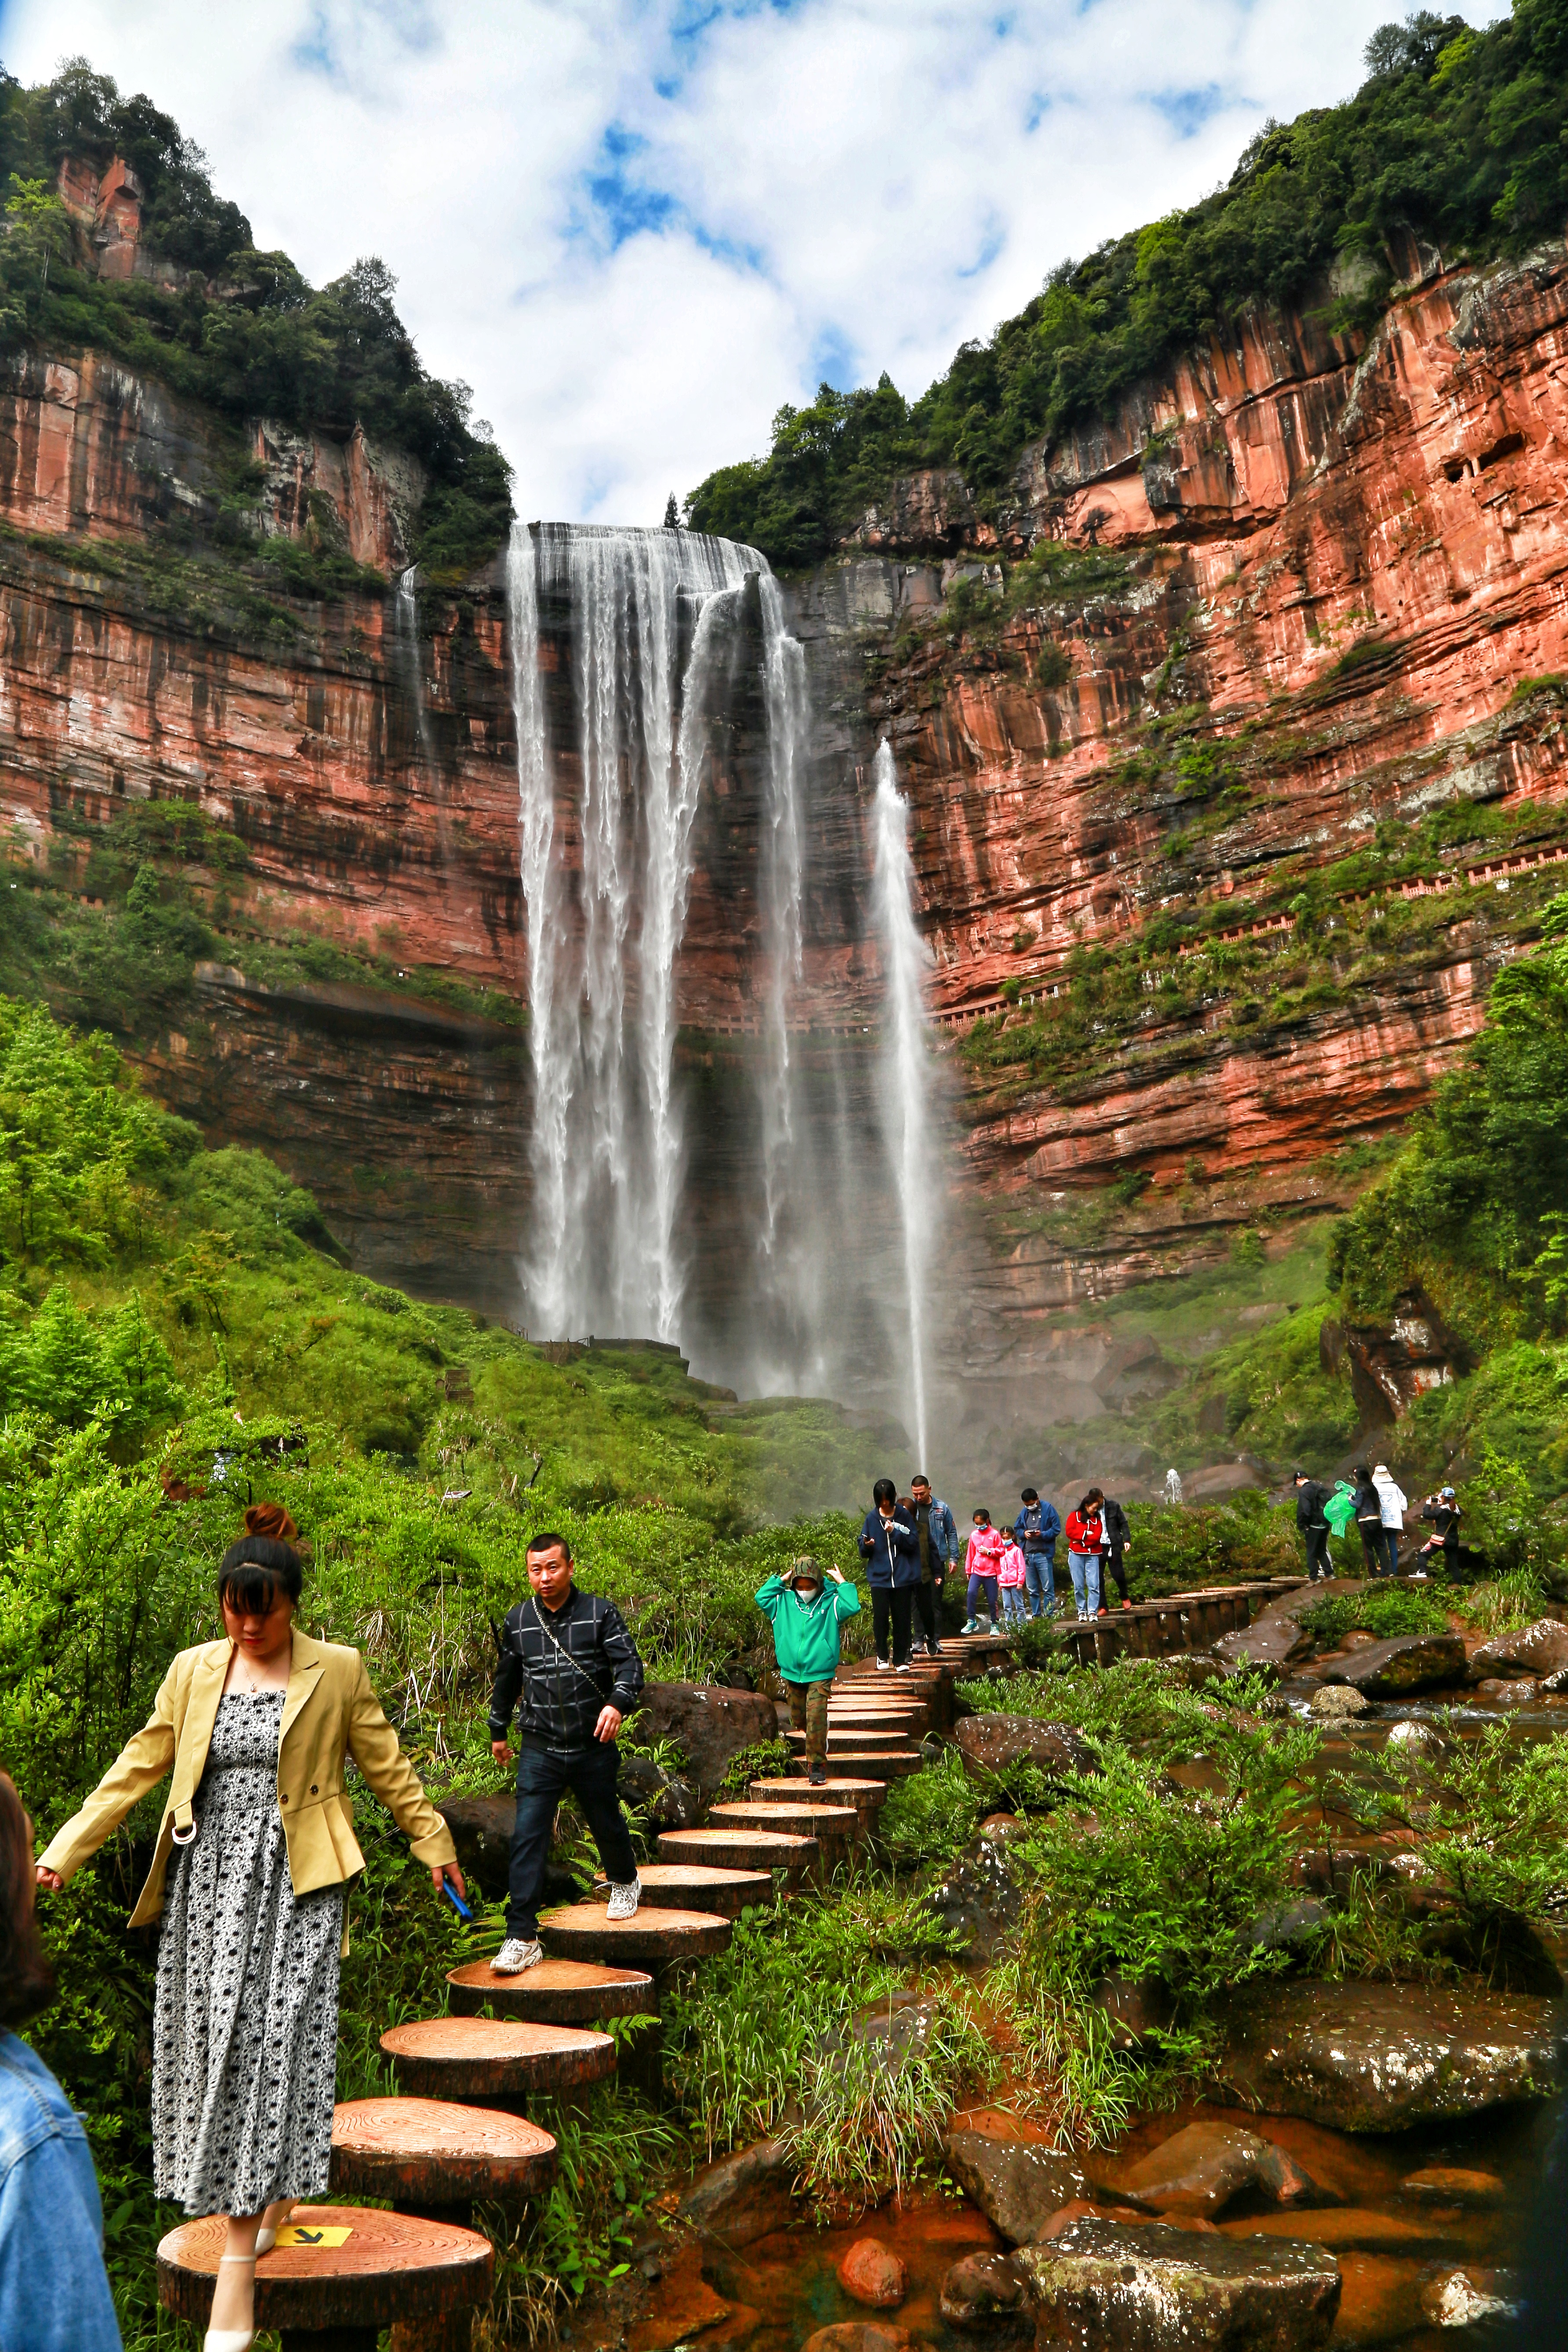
528, 1598, 610, 1697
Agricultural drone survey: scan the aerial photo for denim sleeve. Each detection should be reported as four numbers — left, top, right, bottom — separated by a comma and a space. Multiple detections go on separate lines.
0, 2133, 122, 2352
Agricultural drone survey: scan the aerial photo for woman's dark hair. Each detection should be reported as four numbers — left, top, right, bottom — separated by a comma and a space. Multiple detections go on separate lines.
219, 1503, 303, 1614
1079, 1489, 1103, 1512
873, 1478, 897, 1509
0, 1771, 55, 2027
1353, 1462, 1372, 1483
973, 1508, 991, 1525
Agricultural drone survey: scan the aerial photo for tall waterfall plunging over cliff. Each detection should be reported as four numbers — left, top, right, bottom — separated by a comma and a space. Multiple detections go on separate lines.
870, 740, 938, 1466
507, 521, 812, 1350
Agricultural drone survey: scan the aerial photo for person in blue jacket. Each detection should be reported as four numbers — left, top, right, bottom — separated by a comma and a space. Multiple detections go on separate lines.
857, 1478, 921, 1672
1014, 1489, 1062, 1620
755, 1556, 862, 1784
0, 1770, 123, 2352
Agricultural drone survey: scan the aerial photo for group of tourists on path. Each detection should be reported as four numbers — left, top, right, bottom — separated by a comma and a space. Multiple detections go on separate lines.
1293, 1461, 1463, 1580
850, 1473, 1135, 1671
18, 1509, 648, 2352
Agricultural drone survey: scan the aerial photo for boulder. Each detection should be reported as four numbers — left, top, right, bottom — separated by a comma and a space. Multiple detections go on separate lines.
1214, 1581, 1362, 1677
1035, 2200, 1140, 2239
938, 2251, 1027, 2324
803, 2326, 911, 2352
1418, 2266, 1519, 2327
979, 1813, 1027, 1842
630, 1682, 781, 1800
1383, 1720, 1444, 1756
1241, 1898, 1331, 1954
677, 2137, 799, 2247
1466, 1617, 1568, 1682
1320, 1634, 1467, 1696
617, 1753, 701, 1829
1118, 2122, 1278, 2219
1308, 1684, 1368, 1718
941, 2128, 1089, 2244
1216, 1978, 1566, 2130
953, 1716, 1097, 1785
1017, 2217, 1340, 2350
1329, 2253, 1426, 2348
1090, 1974, 1174, 2051
436, 1796, 578, 1906
927, 1842, 1026, 1961
837, 2239, 907, 2309
1473, 1676, 1539, 1707
1400, 2166, 1506, 2206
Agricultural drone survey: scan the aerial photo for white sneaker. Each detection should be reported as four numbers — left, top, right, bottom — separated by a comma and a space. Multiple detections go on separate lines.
876, 1656, 893, 1671
896, 1662, 912, 1673
606, 1876, 642, 1922
492, 1936, 543, 1974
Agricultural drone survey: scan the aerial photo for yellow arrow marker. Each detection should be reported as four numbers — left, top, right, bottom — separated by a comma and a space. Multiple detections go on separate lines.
274, 2225, 354, 2248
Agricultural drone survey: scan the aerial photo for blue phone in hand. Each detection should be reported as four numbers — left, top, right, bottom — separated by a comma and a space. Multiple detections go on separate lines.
441, 1879, 472, 1921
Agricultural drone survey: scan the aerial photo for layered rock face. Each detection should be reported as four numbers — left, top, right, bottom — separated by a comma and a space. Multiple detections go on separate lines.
793, 236, 1568, 1212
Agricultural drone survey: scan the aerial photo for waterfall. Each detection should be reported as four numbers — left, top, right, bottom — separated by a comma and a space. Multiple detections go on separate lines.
757, 573, 809, 1272
396, 565, 436, 770
507, 521, 763, 1341
870, 738, 937, 1465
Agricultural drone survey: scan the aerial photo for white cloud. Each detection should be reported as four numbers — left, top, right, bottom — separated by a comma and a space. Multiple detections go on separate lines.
1, 0, 1504, 524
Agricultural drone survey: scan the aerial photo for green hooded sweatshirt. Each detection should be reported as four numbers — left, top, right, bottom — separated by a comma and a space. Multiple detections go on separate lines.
755, 1574, 861, 1682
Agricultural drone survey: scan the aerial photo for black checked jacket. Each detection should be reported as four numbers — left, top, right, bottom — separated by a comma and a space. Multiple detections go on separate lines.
487, 1587, 644, 1752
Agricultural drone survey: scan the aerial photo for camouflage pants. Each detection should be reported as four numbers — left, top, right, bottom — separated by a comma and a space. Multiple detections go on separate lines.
784, 1677, 832, 1762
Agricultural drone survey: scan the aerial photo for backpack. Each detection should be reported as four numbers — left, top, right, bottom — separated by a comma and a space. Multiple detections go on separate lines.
1323, 1481, 1357, 1538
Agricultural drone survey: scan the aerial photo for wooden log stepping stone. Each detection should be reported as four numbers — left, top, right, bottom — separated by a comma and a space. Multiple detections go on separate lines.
785, 1726, 903, 1751
330, 2097, 557, 2216
748, 1774, 886, 1812
814, 1750, 921, 1781
590, 1861, 773, 1917
159, 2204, 492, 2349
447, 1956, 654, 2025
656, 1826, 818, 1872
709, 1799, 859, 1839
381, 2017, 615, 2103
538, 1901, 733, 1964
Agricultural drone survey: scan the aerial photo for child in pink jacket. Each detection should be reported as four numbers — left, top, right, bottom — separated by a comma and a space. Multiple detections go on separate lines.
996, 1534, 1028, 1631
964, 1510, 1007, 1633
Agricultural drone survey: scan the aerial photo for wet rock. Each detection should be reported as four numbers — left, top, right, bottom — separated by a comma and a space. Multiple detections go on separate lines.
630, 1682, 781, 1801
927, 1841, 1025, 1961
1400, 2166, 1506, 2206
1218, 2208, 1439, 2253
1322, 1635, 1467, 1696
1140, 1653, 1226, 1691
617, 1754, 701, 1829
1090, 1973, 1173, 2051
979, 1812, 1027, 1842
1213, 1585, 1322, 1677
1017, 2217, 1340, 2350
677, 2137, 799, 2247
1466, 1617, 1568, 1682
1216, 1978, 1566, 2129
1241, 1898, 1330, 1953
1384, 1720, 1445, 1756
803, 2325, 912, 2352
1418, 2265, 1519, 2327
1309, 1684, 1369, 1717
938, 2251, 1027, 2324
1118, 2122, 1278, 2219
1035, 2201, 1141, 2239
1472, 1676, 1539, 1707
840, 1991, 948, 2078
837, 2239, 907, 2309
941, 2128, 1089, 2244
1330, 2253, 1426, 2348
953, 1716, 1097, 1786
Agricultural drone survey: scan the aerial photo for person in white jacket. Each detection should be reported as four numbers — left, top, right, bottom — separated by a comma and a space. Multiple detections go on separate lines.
1372, 1463, 1406, 1577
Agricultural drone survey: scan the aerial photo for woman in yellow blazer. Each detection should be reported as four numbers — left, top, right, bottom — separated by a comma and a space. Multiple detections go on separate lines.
36, 1506, 465, 2352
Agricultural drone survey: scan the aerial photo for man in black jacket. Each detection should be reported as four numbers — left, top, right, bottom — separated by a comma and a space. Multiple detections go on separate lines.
487, 1530, 646, 1973
1100, 1496, 1133, 1610
1293, 1470, 1334, 1581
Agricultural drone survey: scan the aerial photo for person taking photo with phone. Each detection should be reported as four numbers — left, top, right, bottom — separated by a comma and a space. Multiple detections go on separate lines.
34, 1505, 464, 2352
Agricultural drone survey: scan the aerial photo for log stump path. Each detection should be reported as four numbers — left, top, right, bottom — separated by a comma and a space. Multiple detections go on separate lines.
157, 1581, 1302, 2345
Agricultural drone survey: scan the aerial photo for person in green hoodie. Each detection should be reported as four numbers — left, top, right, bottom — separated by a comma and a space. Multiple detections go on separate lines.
754, 1556, 862, 1786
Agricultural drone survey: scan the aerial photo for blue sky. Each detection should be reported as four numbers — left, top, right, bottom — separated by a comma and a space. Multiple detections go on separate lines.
2, 0, 1504, 523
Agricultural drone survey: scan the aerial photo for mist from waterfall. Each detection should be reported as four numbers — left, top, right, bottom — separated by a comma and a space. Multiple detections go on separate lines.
870, 738, 937, 1466
507, 520, 808, 1346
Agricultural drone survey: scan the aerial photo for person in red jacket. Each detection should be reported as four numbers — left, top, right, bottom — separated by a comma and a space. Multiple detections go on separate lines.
1063, 1489, 1106, 1621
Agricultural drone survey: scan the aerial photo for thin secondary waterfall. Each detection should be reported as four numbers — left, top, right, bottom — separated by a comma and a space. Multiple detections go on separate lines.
396, 565, 436, 770
870, 738, 937, 1465
507, 521, 801, 1343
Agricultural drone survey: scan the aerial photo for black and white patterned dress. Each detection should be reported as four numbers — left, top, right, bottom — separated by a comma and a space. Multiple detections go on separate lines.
152, 1689, 344, 2216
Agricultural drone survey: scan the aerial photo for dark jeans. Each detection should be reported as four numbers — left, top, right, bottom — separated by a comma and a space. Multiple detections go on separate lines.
1359, 1523, 1397, 1576
1303, 1526, 1332, 1580
912, 1579, 942, 1652
506, 1741, 636, 1939
1104, 1546, 1128, 1602
872, 1586, 913, 1665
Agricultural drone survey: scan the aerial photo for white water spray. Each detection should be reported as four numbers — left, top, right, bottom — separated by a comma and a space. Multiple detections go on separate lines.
507, 522, 768, 1340
757, 573, 809, 1270
396, 565, 436, 770
870, 739, 937, 1464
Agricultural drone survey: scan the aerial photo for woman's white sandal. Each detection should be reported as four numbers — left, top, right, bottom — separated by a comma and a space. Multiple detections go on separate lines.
205, 2251, 258, 2351
254, 2201, 294, 2255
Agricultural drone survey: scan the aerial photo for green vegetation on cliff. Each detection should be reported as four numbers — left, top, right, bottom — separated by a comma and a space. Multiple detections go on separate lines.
690, 0, 1568, 565
0, 60, 512, 578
